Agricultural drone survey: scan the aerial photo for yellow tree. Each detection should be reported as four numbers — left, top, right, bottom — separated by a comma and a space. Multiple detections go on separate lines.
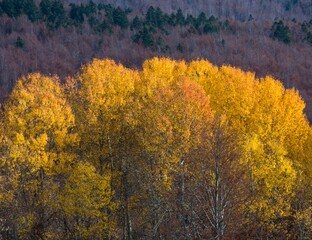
0, 73, 78, 239
186, 62, 256, 133
68, 59, 139, 171
185, 60, 310, 237
0, 73, 116, 240
0, 58, 309, 239
241, 77, 309, 237
294, 129, 312, 239
134, 58, 213, 238
58, 161, 116, 239
68, 59, 140, 240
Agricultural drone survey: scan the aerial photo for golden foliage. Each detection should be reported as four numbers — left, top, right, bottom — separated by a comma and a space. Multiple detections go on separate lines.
0, 58, 310, 239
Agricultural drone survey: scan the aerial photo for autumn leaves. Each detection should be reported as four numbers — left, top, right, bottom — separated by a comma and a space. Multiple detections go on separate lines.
0, 58, 311, 239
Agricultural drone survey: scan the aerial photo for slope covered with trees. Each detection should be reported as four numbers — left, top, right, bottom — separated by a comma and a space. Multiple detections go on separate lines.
0, 58, 311, 239
0, 0, 312, 120
65, 0, 312, 21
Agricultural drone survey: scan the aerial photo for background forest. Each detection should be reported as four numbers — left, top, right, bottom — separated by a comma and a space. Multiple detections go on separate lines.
0, 0, 312, 118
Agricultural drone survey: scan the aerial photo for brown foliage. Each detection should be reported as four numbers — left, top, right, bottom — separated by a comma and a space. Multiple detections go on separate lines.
0, 14, 312, 119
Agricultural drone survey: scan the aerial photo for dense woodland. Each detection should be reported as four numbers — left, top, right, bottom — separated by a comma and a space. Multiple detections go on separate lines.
64, 0, 312, 20
0, 58, 311, 239
0, 1, 312, 239
0, 0, 312, 119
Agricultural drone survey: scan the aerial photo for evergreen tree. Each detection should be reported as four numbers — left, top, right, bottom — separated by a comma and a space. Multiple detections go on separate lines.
98, 20, 112, 33
39, 0, 51, 16
15, 36, 24, 49
88, 15, 99, 30
69, 3, 85, 24
1, 0, 23, 17
141, 27, 153, 47
113, 7, 129, 29
307, 31, 312, 44
155, 7, 165, 29
40, 0, 67, 30
103, 4, 114, 24
203, 16, 219, 33
176, 43, 184, 53
130, 16, 142, 30
167, 12, 176, 26
271, 20, 291, 44
198, 12, 206, 24
133, 27, 154, 48
145, 6, 156, 27
176, 8, 185, 26
301, 21, 310, 33
0, 4, 3, 16
23, 0, 41, 22
85, 0, 96, 17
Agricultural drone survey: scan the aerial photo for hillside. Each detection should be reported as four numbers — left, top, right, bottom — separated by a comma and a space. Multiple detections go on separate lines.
65, 0, 312, 21
0, 0, 312, 119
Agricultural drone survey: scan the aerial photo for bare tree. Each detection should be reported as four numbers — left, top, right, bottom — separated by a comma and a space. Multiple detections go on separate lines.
186, 116, 245, 239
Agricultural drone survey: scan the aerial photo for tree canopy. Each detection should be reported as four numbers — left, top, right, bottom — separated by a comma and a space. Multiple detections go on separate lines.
0, 58, 311, 239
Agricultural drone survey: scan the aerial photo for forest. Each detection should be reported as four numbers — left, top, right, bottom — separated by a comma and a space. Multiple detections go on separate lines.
0, 58, 311, 239
63, 0, 312, 20
0, 0, 312, 119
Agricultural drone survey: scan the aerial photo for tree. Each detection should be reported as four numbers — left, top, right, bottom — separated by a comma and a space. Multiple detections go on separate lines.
84, 0, 96, 17
133, 27, 154, 48
58, 162, 116, 239
198, 12, 207, 24
103, 3, 114, 24
186, 61, 310, 238
203, 16, 219, 33
271, 20, 291, 44
175, 8, 185, 26
306, 31, 312, 44
154, 7, 166, 29
0, 73, 78, 239
69, 3, 85, 24
130, 16, 142, 30
40, 0, 67, 30
22, 0, 41, 22
0, 56, 310, 239
176, 43, 184, 53
0, 72, 118, 239
88, 15, 100, 30
133, 58, 213, 239
144, 6, 166, 29
0, 0, 40, 21
1, 0, 22, 18
145, 6, 156, 27
67, 59, 139, 240
15, 36, 24, 49
293, 130, 312, 239
0, 4, 3, 16
186, 116, 244, 239
113, 7, 129, 29
98, 20, 112, 33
